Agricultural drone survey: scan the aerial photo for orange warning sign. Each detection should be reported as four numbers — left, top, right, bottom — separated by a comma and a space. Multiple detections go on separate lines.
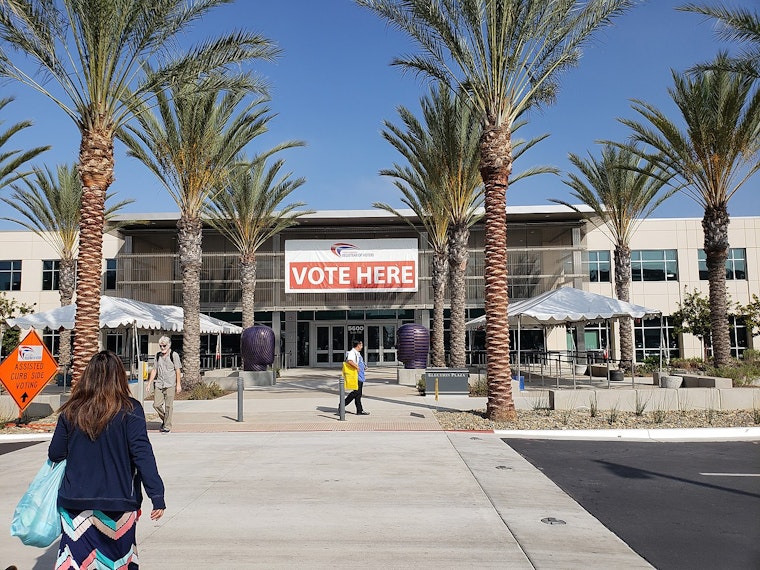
0, 329, 58, 412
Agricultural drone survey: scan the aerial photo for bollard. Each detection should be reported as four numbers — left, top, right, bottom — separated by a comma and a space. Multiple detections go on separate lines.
338, 375, 346, 421
237, 375, 244, 422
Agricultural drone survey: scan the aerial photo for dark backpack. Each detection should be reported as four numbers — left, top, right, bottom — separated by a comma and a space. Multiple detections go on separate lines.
155, 351, 178, 369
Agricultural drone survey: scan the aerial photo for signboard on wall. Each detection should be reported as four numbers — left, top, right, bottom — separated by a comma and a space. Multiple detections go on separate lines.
285, 238, 418, 293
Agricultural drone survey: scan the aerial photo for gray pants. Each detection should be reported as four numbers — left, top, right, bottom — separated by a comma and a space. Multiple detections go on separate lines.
153, 385, 176, 430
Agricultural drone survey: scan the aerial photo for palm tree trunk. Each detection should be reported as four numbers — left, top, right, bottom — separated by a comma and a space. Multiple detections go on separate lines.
178, 216, 203, 387
431, 249, 448, 367
72, 129, 113, 382
614, 244, 633, 371
448, 223, 469, 367
480, 123, 516, 421
58, 257, 77, 369
703, 205, 731, 367
240, 255, 257, 329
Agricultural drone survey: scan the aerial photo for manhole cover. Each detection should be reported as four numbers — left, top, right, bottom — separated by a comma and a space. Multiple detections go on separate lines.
541, 517, 567, 525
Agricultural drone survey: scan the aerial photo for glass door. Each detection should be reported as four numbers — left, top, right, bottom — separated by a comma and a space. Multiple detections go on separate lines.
314, 324, 346, 366
365, 323, 397, 365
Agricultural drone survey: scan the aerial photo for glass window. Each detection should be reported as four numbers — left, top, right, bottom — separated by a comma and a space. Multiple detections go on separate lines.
42, 330, 60, 359
730, 317, 748, 359
634, 316, 679, 362
697, 248, 746, 280
105, 330, 125, 355
315, 310, 346, 321
631, 250, 678, 282
42, 260, 60, 291
316, 326, 329, 351
587, 250, 611, 283
0, 260, 21, 291
105, 258, 117, 290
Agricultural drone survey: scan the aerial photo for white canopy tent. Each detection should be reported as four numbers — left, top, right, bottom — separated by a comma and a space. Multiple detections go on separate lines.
6, 296, 243, 400
465, 287, 662, 380
6, 296, 243, 334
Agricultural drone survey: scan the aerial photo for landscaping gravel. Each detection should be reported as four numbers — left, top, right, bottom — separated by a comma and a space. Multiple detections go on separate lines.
434, 408, 760, 431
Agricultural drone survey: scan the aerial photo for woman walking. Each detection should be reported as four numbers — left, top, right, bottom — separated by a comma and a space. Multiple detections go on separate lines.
49, 351, 165, 568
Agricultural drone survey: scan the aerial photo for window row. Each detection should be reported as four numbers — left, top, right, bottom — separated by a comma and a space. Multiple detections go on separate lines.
0, 259, 118, 291
587, 248, 747, 283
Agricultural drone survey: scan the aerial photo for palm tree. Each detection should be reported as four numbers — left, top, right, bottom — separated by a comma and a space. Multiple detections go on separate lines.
680, 3, 760, 79
620, 64, 760, 367
378, 84, 482, 368
551, 145, 674, 370
357, 0, 633, 420
1, 164, 132, 368
376, 95, 452, 368
119, 84, 273, 386
0, 96, 48, 189
374, 196, 449, 367
0, 0, 278, 381
378, 85, 553, 369
206, 152, 311, 328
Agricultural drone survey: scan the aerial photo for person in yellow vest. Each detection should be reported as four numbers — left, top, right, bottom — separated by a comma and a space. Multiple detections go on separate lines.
343, 339, 368, 415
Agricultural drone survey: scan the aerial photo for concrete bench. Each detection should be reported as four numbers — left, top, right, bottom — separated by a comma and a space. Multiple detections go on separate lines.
588, 364, 618, 377
681, 374, 733, 389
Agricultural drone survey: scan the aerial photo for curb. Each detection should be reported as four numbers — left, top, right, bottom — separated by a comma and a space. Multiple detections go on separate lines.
0, 433, 53, 443
494, 426, 760, 441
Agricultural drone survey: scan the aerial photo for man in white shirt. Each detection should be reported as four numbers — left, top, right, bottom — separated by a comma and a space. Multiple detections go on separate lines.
343, 339, 368, 415
149, 336, 182, 432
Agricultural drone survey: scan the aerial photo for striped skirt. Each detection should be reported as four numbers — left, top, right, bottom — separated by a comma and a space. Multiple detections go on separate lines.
55, 508, 139, 569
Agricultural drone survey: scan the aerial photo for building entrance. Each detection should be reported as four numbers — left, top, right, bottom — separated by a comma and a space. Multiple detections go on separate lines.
311, 321, 398, 367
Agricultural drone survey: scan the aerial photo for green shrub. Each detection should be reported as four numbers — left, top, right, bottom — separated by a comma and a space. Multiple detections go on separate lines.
636, 356, 660, 375
670, 357, 706, 372
469, 377, 487, 396
187, 382, 225, 400
708, 362, 760, 387
742, 349, 760, 364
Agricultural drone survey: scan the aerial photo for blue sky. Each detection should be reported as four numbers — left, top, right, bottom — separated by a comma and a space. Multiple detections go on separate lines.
1, 0, 758, 230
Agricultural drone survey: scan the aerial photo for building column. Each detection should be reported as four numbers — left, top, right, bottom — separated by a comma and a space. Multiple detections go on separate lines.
284, 311, 297, 369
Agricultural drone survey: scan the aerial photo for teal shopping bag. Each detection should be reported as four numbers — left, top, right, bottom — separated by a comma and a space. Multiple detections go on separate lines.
11, 459, 66, 547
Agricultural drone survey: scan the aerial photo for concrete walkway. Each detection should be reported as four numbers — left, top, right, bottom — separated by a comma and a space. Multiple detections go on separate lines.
3, 366, 752, 569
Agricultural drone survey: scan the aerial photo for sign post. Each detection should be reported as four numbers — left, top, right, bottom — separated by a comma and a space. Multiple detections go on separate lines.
0, 329, 59, 417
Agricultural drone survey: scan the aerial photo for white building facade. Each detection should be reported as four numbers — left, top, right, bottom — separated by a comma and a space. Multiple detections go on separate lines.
1, 208, 757, 367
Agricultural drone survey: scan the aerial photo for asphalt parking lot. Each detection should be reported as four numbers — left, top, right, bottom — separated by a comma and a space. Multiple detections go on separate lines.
503, 439, 760, 570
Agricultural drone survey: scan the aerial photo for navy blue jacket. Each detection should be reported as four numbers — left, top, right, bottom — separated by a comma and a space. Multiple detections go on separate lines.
48, 398, 166, 512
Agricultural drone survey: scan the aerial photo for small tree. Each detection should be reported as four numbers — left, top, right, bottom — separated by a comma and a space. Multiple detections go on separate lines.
670, 288, 738, 361
737, 294, 760, 338
0, 292, 35, 359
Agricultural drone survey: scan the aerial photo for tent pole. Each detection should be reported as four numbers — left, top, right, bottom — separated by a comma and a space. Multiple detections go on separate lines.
216, 333, 222, 370
516, 316, 522, 384
134, 323, 143, 403
659, 313, 664, 373
606, 319, 611, 389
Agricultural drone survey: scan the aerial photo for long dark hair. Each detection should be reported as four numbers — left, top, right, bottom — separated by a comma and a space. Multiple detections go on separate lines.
59, 350, 134, 440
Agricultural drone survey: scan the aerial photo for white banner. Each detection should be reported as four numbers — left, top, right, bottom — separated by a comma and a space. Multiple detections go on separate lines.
285, 238, 418, 293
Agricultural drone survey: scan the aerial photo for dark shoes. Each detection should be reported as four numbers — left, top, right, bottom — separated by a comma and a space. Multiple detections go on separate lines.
160, 427, 171, 433
357, 411, 370, 415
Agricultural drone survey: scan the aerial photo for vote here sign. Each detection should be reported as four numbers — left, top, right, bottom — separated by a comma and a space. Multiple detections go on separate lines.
285, 238, 418, 293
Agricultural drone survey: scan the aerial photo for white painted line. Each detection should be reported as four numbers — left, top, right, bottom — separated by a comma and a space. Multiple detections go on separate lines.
699, 473, 760, 477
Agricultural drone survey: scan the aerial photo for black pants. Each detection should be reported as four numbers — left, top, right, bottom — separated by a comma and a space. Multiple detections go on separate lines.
344, 382, 364, 413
